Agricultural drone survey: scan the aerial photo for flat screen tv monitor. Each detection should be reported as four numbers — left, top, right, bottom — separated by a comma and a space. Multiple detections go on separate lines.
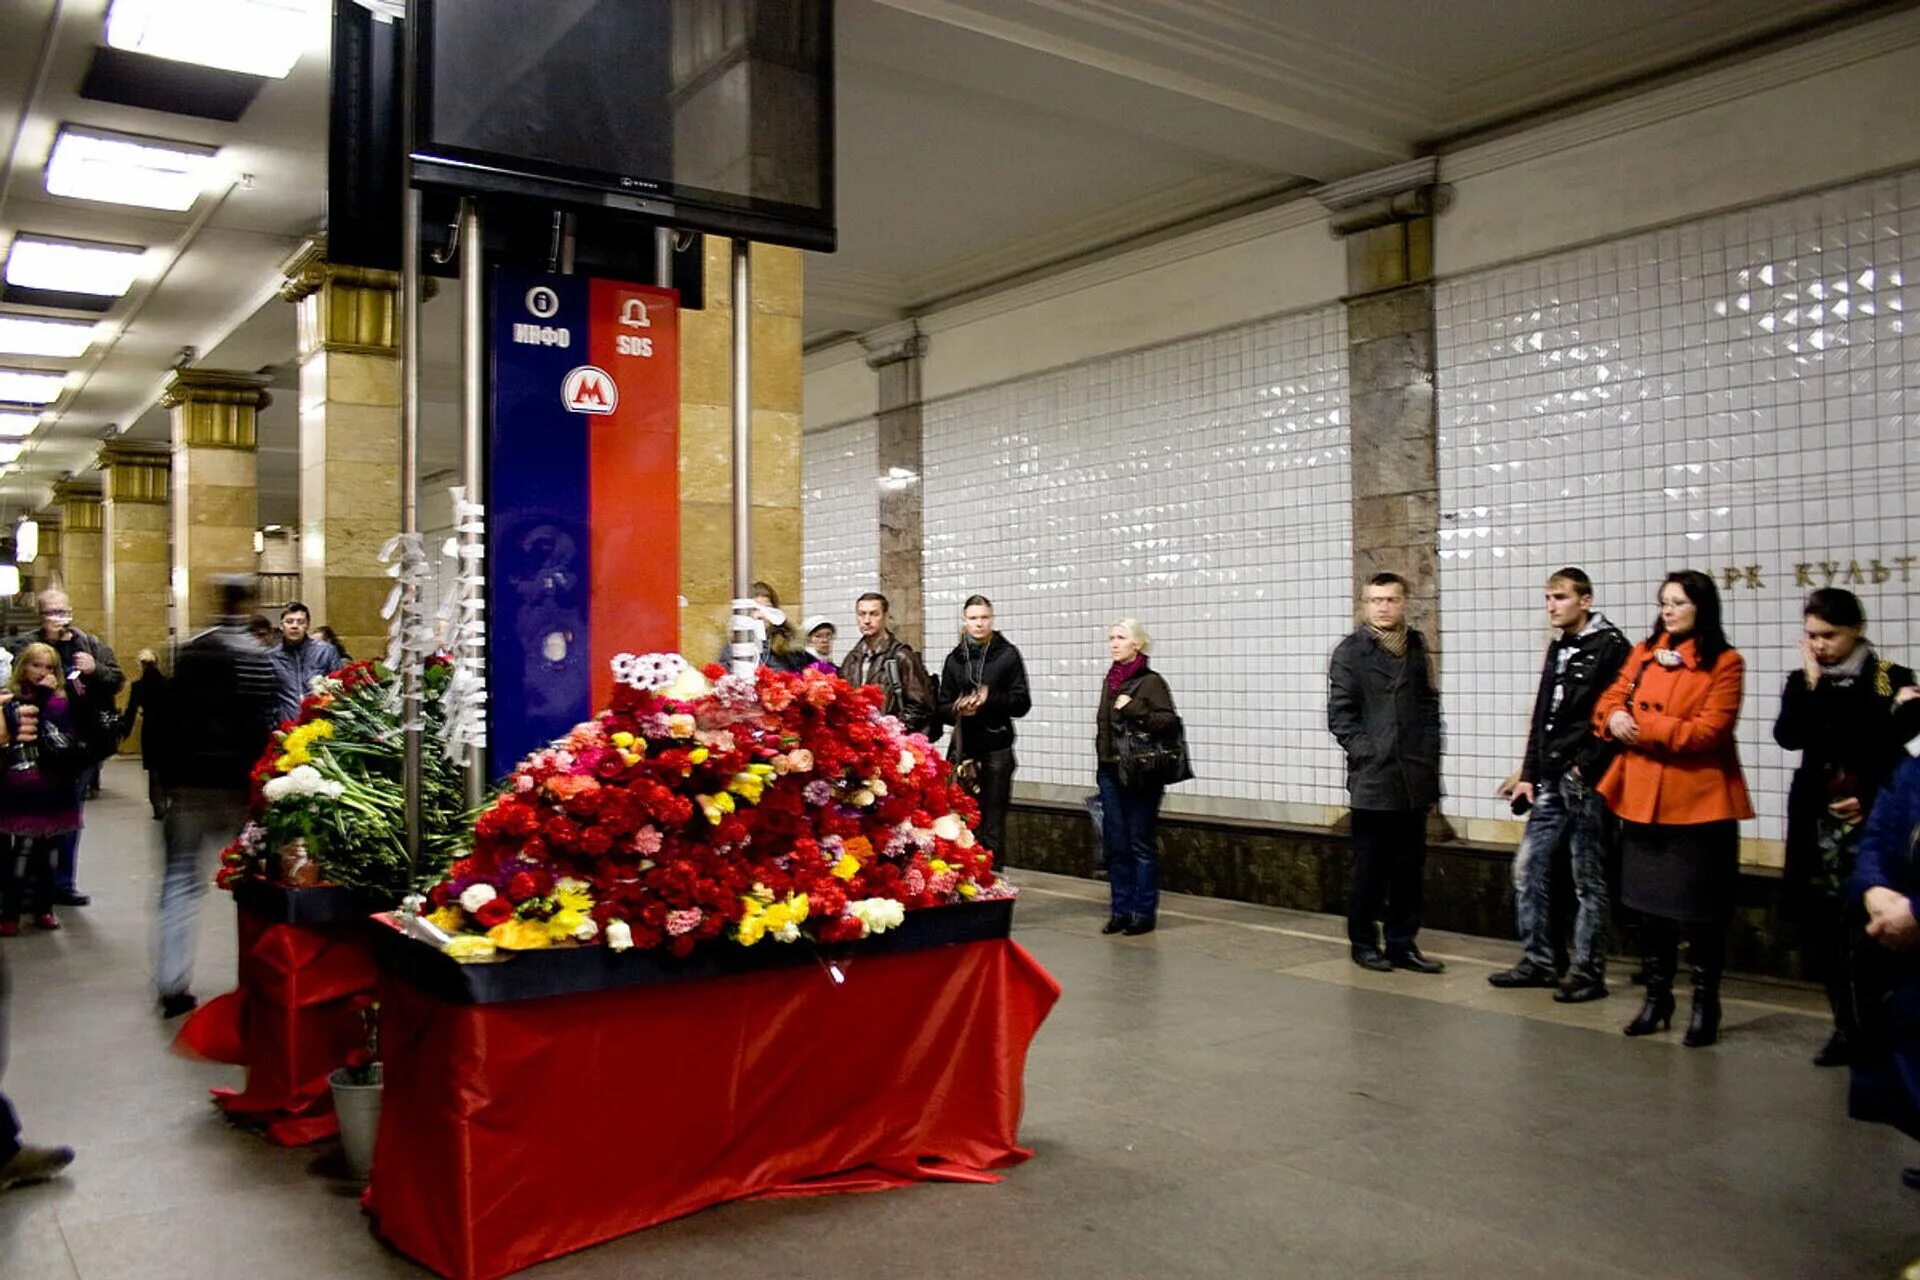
411, 0, 834, 252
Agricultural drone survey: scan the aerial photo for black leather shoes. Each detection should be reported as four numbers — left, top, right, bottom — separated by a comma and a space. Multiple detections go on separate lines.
1351, 947, 1394, 973
1813, 1030, 1853, 1067
52, 891, 89, 907
1388, 948, 1446, 974
1101, 916, 1127, 935
1121, 916, 1156, 936
1488, 964, 1559, 989
158, 993, 198, 1020
1554, 978, 1609, 1003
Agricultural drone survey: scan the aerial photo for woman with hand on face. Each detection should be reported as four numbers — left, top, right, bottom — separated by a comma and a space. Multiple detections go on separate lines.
1594, 571, 1753, 1047
1095, 619, 1179, 936
0, 645, 88, 935
1774, 589, 1920, 1067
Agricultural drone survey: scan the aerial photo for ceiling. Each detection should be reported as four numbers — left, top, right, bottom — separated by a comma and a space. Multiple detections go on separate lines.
0, 0, 1893, 526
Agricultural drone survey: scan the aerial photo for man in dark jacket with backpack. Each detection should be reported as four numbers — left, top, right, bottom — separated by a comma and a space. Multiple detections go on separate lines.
839, 592, 936, 738
1329, 572, 1444, 974
936, 595, 1030, 869
1490, 568, 1631, 1002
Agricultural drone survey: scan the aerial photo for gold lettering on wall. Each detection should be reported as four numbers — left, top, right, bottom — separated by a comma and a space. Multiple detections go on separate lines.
1755, 556, 1917, 591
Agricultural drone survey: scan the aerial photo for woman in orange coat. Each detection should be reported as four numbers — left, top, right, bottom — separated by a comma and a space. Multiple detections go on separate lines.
1594, 570, 1753, 1047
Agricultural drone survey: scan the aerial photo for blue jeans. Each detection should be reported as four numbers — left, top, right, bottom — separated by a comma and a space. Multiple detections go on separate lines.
1097, 765, 1164, 921
52, 769, 91, 895
1513, 770, 1612, 980
156, 787, 246, 999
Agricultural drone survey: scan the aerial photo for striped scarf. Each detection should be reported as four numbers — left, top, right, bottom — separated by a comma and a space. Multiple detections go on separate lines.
1368, 624, 1409, 659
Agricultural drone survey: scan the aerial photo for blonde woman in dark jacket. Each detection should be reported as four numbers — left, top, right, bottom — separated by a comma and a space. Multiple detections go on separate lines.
1096, 618, 1178, 936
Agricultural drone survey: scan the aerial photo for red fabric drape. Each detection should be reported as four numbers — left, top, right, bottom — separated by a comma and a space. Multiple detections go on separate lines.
174, 900, 380, 1146
367, 938, 1059, 1280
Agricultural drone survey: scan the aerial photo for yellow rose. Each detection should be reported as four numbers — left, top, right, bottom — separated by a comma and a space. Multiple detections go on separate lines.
959, 882, 980, 899
610, 730, 635, 749
688, 746, 710, 765
487, 919, 554, 951
831, 852, 860, 880
443, 935, 497, 961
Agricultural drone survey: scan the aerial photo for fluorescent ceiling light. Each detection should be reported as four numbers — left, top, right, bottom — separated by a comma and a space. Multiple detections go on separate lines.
13, 516, 35, 562
0, 315, 94, 359
45, 126, 218, 212
5, 236, 146, 298
0, 370, 65, 405
0, 565, 19, 597
105, 0, 311, 79
0, 412, 39, 438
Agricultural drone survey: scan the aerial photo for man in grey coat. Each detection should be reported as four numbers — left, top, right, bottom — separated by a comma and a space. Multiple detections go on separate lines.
266, 601, 342, 726
1328, 572, 1444, 974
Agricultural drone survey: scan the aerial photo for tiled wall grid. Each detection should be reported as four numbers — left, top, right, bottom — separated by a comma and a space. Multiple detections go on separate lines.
917, 309, 1354, 809
799, 415, 879, 636
1437, 169, 1920, 856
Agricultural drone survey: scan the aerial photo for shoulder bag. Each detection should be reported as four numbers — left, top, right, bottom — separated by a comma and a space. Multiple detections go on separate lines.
1114, 709, 1194, 789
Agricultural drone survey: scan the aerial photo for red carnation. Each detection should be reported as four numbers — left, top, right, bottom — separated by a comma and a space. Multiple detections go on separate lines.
508, 872, 541, 903
475, 898, 513, 927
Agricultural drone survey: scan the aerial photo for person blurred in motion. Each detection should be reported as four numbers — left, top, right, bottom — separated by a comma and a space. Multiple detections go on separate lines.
268, 601, 342, 725
936, 596, 1030, 869
1095, 618, 1179, 936
1490, 568, 1630, 1002
1774, 589, 1920, 1067
245, 614, 275, 648
154, 577, 279, 1019
1846, 750, 1920, 1190
839, 592, 936, 737
119, 649, 170, 820
7, 587, 121, 907
1596, 570, 1753, 1047
0, 944, 73, 1190
1329, 572, 1446, 975
0, 645, 89, 936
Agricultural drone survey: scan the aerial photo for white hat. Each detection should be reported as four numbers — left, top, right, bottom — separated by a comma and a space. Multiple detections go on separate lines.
801, 614, 835, 636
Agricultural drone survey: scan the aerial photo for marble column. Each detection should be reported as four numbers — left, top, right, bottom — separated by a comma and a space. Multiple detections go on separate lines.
50, 479, 105, 634
1315, 159, 1451, 654
161, 369, 265, 631
99, 440, 172, 668
858, 321, 928, 651
280, 238, 401, 661
678, 239, 805, 660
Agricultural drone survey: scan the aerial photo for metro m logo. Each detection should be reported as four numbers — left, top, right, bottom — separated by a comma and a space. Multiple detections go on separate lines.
561, 365, 618, 415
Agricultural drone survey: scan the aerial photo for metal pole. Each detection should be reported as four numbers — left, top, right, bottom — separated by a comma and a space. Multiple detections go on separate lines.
730, 236, 752, 614
653, 226, 672, 289
399, 3, 423, 867
458, 195, 487, 806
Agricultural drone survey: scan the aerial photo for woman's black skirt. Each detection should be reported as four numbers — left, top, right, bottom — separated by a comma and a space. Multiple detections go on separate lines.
1621, 819, 1739, 922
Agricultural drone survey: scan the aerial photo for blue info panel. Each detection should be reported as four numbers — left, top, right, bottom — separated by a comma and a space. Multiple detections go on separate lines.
488, 268, 592, 776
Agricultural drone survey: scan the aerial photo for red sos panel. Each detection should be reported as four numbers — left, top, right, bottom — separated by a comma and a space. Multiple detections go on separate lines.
490, 269, 680, 774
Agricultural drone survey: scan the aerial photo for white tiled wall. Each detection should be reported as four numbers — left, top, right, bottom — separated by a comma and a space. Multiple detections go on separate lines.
1437, 169, 1920, 853
920, 309, 1353, 808
799, 416, 878, 635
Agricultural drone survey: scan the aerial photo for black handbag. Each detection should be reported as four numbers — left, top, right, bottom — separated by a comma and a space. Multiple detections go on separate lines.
947, 715, 981, 798
1114, 715, 1194, 789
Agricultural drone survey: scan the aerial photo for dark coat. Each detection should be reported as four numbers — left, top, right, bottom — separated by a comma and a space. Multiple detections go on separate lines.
1328, 627, 1442, 811
1847, 755, 1920, 1139
1096, 663, 1178, 767
1774, 650, 1920, 894
936, 633, 1031, 759
9, 626, 124, 756
268, 636, 343, 726
160, 619, 280, 792
120, 666, 169, 770
1520, 614, 1631, 784
839, 631, 936, 738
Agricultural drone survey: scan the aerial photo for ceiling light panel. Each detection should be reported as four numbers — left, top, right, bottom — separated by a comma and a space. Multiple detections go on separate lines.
0, 444, 25, 466
0, 370, 66, 404
0, 315, 94, 358
0, 412, 40, 438
4, 236, 146, 298
45, 126, 218, 211
105, 0, 312, 79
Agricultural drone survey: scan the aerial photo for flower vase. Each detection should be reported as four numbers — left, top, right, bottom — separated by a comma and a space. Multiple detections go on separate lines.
329, 1064, 382, 1180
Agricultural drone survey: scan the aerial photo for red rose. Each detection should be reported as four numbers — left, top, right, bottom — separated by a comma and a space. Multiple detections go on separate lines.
475, 898, 513, 927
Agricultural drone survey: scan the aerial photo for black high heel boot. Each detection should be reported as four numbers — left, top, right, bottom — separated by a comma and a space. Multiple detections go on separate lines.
1624, 927, 1676, 1037
1683, 925, 1725, 1048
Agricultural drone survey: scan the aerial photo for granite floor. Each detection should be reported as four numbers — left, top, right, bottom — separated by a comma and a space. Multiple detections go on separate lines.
3, 760, 1918, 1279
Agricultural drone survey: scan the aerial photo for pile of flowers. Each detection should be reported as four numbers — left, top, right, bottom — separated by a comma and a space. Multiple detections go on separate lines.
217, 658, 471, 901
420, 655, 1012, 960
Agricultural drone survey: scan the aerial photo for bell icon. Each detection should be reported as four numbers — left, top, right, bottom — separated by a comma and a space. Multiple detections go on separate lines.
619, 298, 650, 329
